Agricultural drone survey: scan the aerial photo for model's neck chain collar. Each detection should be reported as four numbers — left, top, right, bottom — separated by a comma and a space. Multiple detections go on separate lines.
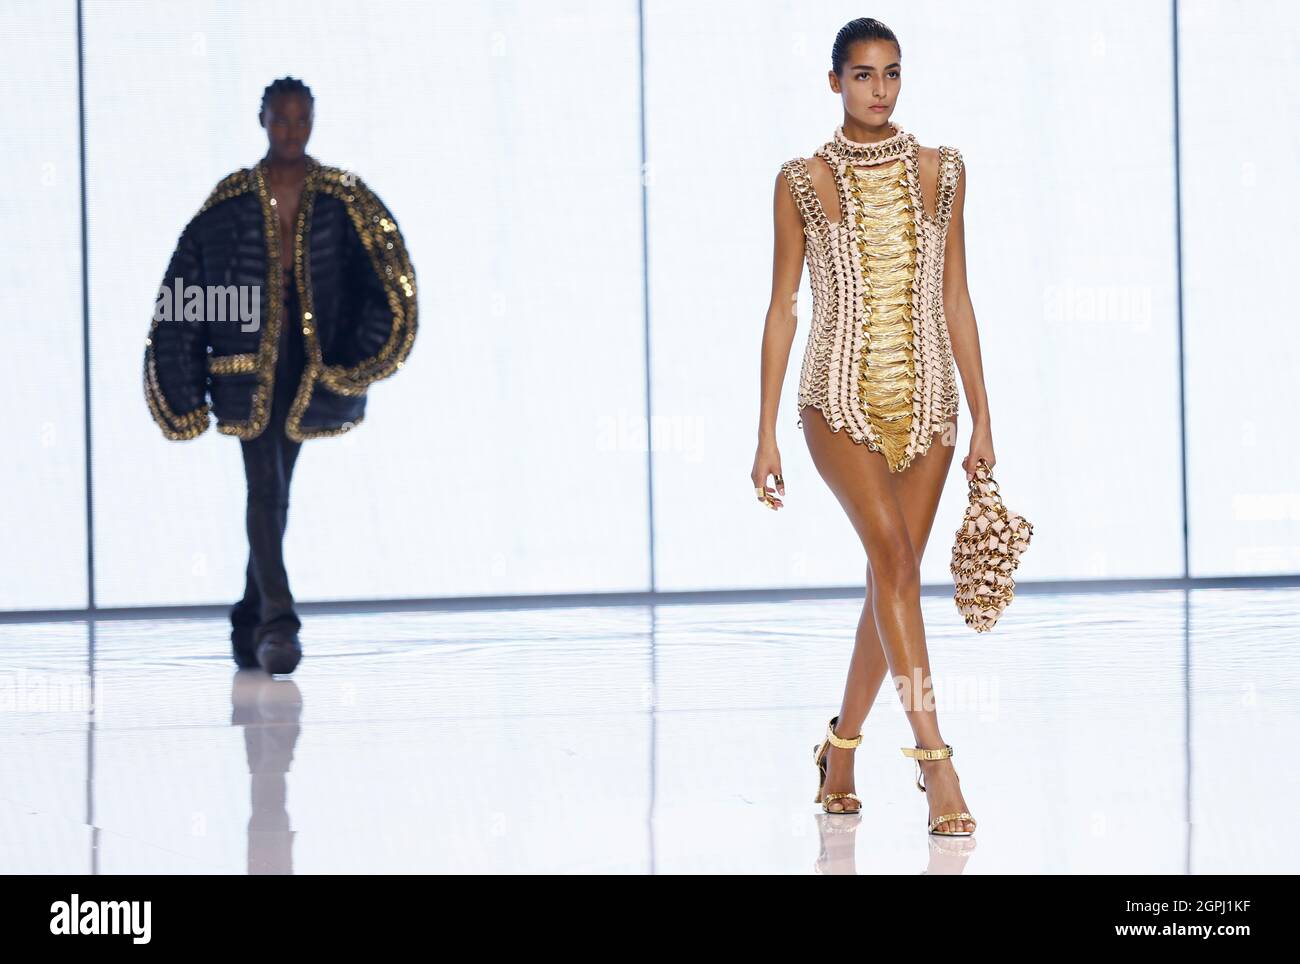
825, 122, 912, 164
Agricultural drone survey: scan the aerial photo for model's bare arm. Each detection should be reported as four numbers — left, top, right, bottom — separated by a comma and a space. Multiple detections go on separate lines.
941, 162, 996, 478
751, 168, 807, 509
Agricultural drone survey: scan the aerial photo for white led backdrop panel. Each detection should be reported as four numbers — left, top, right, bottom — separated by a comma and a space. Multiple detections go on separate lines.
85, 0, 649, 609
644, 0, 1184, 591
0, 1, 86, 611
1180, 0, 1300, 576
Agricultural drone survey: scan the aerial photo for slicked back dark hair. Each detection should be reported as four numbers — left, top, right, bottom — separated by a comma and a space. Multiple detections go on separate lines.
831, 18, 901, 75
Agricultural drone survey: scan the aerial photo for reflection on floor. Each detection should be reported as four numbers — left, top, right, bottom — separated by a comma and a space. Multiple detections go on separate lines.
1, 587, 1296, 874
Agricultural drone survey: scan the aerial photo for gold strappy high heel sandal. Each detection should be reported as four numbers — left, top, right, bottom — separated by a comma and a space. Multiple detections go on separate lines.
900, 744, 976, 836
813, 715, 862, 813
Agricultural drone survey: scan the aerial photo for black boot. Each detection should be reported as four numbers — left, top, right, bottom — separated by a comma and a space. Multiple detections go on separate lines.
230, 597, 261, 669
256, 628, 303, 675
231, 625, 260, 669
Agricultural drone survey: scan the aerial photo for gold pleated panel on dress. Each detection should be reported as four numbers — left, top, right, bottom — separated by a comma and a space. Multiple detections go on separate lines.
845, 159, 917, 473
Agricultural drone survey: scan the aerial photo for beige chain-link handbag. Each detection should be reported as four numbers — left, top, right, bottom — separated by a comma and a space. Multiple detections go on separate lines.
950, 458, 1033, 632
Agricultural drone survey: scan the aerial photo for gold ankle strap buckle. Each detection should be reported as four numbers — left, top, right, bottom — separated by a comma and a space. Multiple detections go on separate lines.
826, 716, 862, 749
901, 745, 954, 793
900, 744, 953, 761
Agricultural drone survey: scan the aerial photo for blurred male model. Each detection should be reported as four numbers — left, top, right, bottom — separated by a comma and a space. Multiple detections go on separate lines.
144, 76, 418, 674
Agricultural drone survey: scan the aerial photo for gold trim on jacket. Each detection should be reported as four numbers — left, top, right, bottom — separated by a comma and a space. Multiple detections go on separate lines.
207, 353, 258, 375
144, 156, 418, 442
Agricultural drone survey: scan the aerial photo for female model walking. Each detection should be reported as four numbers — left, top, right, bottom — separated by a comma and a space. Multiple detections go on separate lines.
751, 18, 994, 835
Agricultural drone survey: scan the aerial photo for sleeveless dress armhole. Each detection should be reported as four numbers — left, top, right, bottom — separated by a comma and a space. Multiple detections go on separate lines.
779, 158, 828, 232
936, 146, 964, 226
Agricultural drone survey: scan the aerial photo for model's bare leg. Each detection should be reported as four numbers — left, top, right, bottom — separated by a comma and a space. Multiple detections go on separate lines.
824, 414, 958, 768
802, 406, 972, 832
802, 407, 956, 813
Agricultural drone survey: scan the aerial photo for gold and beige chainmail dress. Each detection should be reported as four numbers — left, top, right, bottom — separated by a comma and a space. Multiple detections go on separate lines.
781, 123, 963, 473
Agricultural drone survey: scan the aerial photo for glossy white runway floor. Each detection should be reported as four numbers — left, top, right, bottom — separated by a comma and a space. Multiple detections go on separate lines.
3, 586, 1297, 874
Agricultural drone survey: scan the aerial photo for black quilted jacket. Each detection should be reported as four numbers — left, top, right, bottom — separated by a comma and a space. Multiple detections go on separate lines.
144, 155, 417, 441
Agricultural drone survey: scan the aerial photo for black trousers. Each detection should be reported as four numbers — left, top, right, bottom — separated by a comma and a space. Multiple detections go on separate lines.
229, 278, 307, 641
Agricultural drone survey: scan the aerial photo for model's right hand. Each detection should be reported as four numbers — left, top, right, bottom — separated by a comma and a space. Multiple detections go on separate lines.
751, 441, 785, 510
